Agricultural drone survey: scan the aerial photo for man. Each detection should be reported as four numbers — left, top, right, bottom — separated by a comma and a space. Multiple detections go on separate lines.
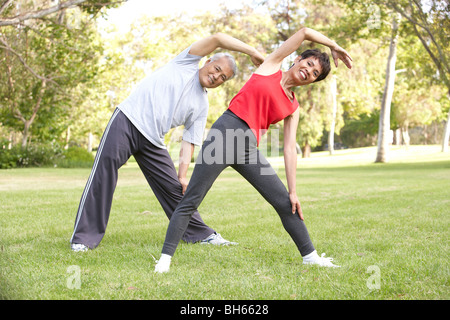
70, 33, 264, 251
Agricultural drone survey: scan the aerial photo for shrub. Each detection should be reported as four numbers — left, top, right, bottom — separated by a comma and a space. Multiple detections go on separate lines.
56, 146, 94, 168
0, 143, 63, 169
0, 147, 18, 169
0, 144, 94, 169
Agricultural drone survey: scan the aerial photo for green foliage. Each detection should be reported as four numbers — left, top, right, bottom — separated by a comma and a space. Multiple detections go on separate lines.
1, 0, 448, 154
0, 144, 94, 169
57, 146, 94, 168
340, 111, 380, 148
80, 0, 122, 16
0, 142, 18, 169
0, 143, 63, 169
0, 3, 106, 146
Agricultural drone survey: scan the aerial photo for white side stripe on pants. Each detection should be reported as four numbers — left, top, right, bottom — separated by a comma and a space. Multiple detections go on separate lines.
70, 108, 121, 243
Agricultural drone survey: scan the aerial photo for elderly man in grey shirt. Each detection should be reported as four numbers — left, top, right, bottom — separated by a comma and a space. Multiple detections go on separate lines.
70, 33, 264, 251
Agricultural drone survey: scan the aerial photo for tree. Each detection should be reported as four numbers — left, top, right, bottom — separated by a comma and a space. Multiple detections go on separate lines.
392, 81, 445, 147
392, 28, 449, 147
0, 0, 120, 147
328, 74, 337, 155
379, 0, 450, 151
0, 0, 122, 26
376, 13, 401, 163
1, 11, 98, 147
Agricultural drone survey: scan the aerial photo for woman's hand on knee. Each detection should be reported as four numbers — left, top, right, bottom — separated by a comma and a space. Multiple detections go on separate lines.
289, 193, 304, 220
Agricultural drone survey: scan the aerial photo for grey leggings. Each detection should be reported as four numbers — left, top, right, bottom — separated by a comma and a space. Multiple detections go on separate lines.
162, 110, 315, 257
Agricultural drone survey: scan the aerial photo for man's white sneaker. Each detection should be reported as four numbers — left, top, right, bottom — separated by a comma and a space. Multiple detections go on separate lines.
200, 233, 237, 246
71, 243, 89, 252
302, 250, 340, 268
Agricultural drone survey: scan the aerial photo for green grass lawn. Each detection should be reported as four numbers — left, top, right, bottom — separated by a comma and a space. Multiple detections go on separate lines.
0, 145, 449, 300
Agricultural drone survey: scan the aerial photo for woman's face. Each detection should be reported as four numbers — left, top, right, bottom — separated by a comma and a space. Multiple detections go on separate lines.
288, 56, 323, 86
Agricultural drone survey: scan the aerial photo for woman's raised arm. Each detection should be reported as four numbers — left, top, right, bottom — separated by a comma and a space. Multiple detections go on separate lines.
257, 27, 352, 75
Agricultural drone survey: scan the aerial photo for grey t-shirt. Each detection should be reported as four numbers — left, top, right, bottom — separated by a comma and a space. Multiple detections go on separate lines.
118, 46, 208, 148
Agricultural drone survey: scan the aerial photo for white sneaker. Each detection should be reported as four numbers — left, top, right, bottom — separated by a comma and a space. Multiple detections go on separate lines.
71, 243, 89, 252
200, 233, 237, 246
303, 250, 340, 268
154, 254, 171, 273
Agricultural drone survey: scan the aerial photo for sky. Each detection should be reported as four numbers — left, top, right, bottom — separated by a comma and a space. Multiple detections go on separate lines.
100, 0, 257, 33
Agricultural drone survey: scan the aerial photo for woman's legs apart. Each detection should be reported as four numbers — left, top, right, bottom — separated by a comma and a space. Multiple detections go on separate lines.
232, 150, 315, 256
161, 110, 315, 257
161, 146, 227, 256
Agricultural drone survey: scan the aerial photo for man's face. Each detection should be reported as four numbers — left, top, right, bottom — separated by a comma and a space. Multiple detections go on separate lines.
198, 57, 234, 89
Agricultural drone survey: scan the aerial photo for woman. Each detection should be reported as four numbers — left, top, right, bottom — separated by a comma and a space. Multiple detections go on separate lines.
155, 27, 352, 273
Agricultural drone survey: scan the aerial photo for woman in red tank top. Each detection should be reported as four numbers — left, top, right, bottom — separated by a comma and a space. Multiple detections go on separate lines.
156, 27, 352, 273
229, 27, 352, 220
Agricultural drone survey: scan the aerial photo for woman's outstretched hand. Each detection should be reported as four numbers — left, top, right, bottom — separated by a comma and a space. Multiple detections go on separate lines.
331, 45, 353, 69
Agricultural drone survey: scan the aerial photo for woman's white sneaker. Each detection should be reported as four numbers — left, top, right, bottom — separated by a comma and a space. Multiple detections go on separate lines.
302, 250, 340, 268
154, 254, 172, 273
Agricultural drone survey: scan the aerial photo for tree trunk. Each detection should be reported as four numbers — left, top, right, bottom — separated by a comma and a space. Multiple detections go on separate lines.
8, 132, 13, 150
442, 106, 450, 152
21, 120, 32, 148
302, 140, 311, 158
394, 128, 402, 145
328, 75, 337, 155
18, 80, 46, 149
65, 126, 71, 150
88, 132, 93, 153
401, 124, 410, 149
376, 14, 400, 163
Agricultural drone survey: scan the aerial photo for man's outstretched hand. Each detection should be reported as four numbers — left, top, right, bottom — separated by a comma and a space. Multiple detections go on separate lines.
251, 50, 265, 67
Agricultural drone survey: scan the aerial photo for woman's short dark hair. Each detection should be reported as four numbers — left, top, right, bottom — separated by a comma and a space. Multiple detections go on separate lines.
300, 49, 331, 82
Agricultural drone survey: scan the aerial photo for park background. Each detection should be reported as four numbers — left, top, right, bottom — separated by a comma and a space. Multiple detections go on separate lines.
0, 0, 449, 300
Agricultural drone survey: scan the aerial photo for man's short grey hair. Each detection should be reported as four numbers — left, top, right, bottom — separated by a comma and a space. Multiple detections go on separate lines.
210, 52, 237, 80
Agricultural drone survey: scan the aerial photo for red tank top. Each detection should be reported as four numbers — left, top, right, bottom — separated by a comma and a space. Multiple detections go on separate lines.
228, 70, 299, 145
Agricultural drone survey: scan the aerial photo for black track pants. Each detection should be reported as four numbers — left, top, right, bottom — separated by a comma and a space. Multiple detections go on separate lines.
70, 109, 215, 248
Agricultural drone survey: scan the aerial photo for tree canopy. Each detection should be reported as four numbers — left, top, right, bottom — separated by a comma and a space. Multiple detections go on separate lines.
1, 0, 448, 162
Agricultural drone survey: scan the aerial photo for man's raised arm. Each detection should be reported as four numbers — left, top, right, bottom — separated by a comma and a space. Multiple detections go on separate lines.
189, 33, 264, 67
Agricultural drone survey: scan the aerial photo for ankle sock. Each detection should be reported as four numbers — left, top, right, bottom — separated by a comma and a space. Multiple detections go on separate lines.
302, 250, 319, 262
